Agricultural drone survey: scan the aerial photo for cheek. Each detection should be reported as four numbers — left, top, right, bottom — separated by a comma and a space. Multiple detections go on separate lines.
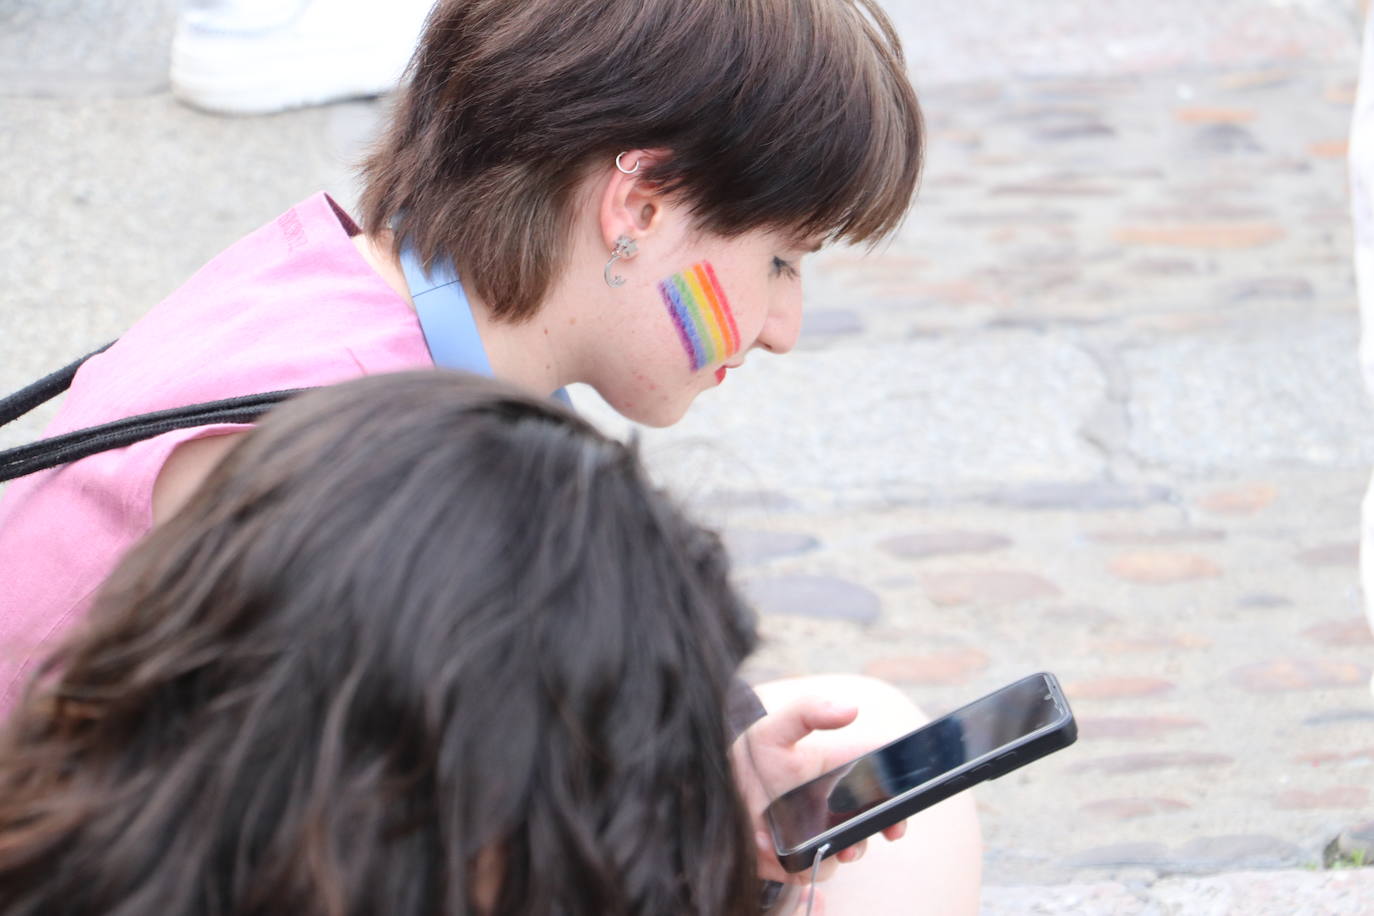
655, 261, 742, 369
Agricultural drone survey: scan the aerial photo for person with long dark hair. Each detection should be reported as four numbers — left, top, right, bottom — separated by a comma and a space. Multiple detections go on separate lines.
0, 372, 765, 915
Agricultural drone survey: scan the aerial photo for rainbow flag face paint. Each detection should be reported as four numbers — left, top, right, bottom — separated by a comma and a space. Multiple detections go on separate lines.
658, 262, 741, 371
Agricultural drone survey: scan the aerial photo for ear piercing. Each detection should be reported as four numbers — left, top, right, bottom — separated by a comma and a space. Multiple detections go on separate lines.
603, 234, 638, 288
615, 152, 641, 175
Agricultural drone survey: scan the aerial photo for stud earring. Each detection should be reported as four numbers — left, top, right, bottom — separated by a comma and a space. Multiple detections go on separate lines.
603, 234, 638, 288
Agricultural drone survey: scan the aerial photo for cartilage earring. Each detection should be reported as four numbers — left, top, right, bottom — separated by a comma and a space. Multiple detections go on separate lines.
603, 234, 638, 288
615, 152, 640, 175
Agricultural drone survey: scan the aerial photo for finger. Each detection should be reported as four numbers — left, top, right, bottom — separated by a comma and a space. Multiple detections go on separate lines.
749, 697, 860, 749
754, 832, 792, 885
835, 838, 867, 863
882, 819, 908, 842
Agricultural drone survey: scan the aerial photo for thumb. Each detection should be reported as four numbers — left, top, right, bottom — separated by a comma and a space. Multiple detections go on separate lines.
753, 696, 859, 749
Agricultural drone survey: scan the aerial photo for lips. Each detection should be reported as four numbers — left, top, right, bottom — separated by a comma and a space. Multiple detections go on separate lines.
715, 366, 727, 384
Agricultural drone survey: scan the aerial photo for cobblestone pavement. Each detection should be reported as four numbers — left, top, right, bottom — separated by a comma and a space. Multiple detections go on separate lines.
582, 47, 1374, 911
4, 1, 1374, 912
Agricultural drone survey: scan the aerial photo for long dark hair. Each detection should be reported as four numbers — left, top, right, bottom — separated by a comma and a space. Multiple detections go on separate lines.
0, 372, 759, 915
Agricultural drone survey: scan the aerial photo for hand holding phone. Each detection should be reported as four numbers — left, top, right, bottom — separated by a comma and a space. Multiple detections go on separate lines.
763, 671, 1077, 873
735, 698, 895, 886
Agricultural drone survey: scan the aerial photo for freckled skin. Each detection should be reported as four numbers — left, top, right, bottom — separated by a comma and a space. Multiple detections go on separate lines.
577, 224, 805, 428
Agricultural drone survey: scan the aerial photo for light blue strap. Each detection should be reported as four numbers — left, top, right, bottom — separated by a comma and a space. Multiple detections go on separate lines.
398, 245, 572, 406
397, 246, 493, 376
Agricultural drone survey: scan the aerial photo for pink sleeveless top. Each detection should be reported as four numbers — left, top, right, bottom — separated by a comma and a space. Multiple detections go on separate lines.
0, 193, 431, 707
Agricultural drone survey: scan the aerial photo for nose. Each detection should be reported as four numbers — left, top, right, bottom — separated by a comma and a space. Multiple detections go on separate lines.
755, 286, 803, 355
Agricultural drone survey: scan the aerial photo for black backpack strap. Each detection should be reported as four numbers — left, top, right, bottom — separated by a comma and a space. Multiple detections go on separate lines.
0, 389, 307, 484
0, 341, 115, 427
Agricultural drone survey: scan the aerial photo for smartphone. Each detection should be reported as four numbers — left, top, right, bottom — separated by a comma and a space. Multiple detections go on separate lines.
764, 671, 1077, 873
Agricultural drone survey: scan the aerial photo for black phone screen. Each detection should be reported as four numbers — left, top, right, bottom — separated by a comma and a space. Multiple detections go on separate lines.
767, 674, 1065, 852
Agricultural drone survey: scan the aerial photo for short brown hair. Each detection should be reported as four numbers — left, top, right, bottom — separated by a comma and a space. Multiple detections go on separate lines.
360, 0, 923, 321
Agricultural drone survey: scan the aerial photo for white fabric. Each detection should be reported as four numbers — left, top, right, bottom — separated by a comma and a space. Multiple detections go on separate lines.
180, 0, 310, 33
172, 0, 437, 114
1353, 10, 1374, 696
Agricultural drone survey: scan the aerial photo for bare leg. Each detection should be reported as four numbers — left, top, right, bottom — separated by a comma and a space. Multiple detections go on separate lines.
752, 674, 983, 916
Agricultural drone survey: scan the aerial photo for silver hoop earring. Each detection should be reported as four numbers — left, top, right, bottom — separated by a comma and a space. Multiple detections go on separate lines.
603, 234, 638, 288
615, 152, 640, 175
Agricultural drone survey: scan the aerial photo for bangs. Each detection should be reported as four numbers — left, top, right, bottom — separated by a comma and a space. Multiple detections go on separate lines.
643, 0, 924, 247
361, 0, 923, 320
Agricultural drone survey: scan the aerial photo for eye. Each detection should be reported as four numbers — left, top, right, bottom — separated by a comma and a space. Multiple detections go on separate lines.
771, 256, 799, 279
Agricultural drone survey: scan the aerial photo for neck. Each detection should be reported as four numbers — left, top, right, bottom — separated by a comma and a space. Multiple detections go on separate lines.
355, 232, 572, 397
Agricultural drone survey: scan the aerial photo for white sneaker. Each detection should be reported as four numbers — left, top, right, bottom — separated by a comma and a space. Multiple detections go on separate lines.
170, 0, 436, 115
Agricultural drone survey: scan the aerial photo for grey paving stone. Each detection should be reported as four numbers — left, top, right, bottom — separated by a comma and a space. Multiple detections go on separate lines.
721, 529, 820, 566
1069, 751, 1234, 775
878, 529, 1013, 559
1087, 528, 1227, 545
1303, 708, 1374, 726
983, 481, 1175, 511
631, 337, 1108, 509
1172, 835, 1307, 871
739, 575, 882, 625
689, 489, 798, 514
1123, 318, 1374, 472
1062, 842, 1172, 869
1223, 276, 1316, 301
1080, 797, 1193, 819
1031, 122, 1119, 142
1188, 123, 1265, 155
1332, 819, 1374, 861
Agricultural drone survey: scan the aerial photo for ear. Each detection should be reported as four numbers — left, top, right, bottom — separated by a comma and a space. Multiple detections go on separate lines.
596, 148, 674, 251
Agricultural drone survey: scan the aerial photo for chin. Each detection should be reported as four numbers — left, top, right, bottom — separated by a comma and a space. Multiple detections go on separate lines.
602, 389, 693, 429
624, 400, 690, 429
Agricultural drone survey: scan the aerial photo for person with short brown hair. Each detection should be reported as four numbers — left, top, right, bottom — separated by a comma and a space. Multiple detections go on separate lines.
0, 2, 981, 910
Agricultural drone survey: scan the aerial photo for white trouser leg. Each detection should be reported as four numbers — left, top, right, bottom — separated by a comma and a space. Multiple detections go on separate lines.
1352, 9, 1374, 697
171, 0, 436, 115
